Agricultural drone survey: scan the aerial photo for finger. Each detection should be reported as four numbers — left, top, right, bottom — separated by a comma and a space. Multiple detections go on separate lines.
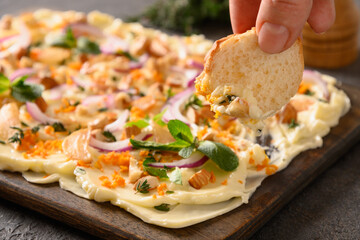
308, 0, 336, 33
256, 0, 313, 53
230, 0, 261, 33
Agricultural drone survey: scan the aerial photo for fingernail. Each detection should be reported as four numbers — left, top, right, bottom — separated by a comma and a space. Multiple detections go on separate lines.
258, 22, 289, 54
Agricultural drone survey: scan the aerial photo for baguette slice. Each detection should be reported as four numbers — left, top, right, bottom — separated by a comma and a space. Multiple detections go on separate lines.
195, 28, 304, 127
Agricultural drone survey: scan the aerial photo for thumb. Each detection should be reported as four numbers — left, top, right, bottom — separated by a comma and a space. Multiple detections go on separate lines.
256, 0, 313, 53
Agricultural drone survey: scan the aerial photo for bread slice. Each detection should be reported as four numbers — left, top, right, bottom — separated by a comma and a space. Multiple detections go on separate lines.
195, 28, 304, 122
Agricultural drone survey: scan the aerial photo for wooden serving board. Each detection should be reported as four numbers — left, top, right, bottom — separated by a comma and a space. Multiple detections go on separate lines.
0, 83, 359, 240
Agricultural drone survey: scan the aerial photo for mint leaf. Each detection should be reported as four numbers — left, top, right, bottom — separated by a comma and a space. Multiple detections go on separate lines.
77, 37, 101, 54
167, 119, 193, 144
103, 131, 116, 142
52, 27, 76, 48
0, 73, 10, 94
169, 167, 182, 185
11, 76, 44, 102
197, 141, 239, 171
125, 119, 149, 129
130, 138, 190, 151
52, 122, 66, 132
178, 145, 195, 158
143, 154, 156, 166
144, 166, 169, 180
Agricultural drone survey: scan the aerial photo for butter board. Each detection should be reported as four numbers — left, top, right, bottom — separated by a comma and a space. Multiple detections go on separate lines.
0, 83, 359, 240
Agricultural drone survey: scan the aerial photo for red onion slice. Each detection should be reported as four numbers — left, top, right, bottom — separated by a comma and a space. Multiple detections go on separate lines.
81, 94, 115, 109
148, 152, 208, 169
104, 109, 129, 132
302, 70, 330, 101
26, 102, 59, 124
0, 22, 31, 59
71, 75, 94, 88
90, 132, 152, 152
162, 87, 194, 124
186, 59, 204, 70
129, 54, 149, 70
0, 34, 18, 43
10, 68, 35, 81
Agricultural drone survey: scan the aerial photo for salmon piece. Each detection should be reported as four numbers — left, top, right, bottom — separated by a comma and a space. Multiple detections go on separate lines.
132, 95, 156, 111
62, 129, 92, 162
0, 103, 21, 142
275, 102, 297, 124
188, 169, 212, 190
290, 98, 315, 112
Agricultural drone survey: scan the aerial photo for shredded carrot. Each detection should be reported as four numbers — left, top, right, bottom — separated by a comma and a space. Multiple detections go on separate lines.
55, 98, 77, 113
131, 69, 144, 79
152, 194, 157, 199
23, 139, 63, 159
157, 183, 167, 196
238, 180, 243, 184
99, 171, 126, 189
77, 160, 91, 168
197, 126, 208, 140
98, 151, 131, 169
255, 156, 278, 175
24, 112, 32, 121
298, 82, 312, 94
43, 174, 50, 179
130, 106, 146, 121
221, 179, 228, 185
44, 125, 55, 136
68, 62, 82, 70
17, 130, 39, 151
139, 150, 150, 157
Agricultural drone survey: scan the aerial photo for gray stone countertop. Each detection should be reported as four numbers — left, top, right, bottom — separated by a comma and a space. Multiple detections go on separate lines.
0, 0, 359, 239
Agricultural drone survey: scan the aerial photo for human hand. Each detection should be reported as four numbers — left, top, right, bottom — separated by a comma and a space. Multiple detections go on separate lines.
229, 0, 336, 54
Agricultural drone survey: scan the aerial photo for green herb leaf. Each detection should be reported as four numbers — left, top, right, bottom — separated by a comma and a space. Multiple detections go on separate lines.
178, 145, 195, 158
166, 190, 174, 194
11, 76, 44, 102
0, 73, 10, 94
153, 110, 167, 127
169, 167, 182, 185
166, 88, 175, 100
21, 121, 29, 127
288, 119, 299, 129
136, 179, 150, 194
102, 130, 116, 142
154, 203, 170, 211
144, 166, 169, 180
143, 154, 156, 166
98, 107, 108, 112
167, 119, 193, 144
77, 37, 101, 54
31, 125, 40, 134
52, 122, 66, 132
0, 140, 5, 144
197, 140, 239, 171
304, 89, 315, 96
130, 138, 190, 152
52, 27, 76, 48
185, 94, 203, 110
116, 50, 137, 61
8, 127, 24, 145
125, 119, 149, 129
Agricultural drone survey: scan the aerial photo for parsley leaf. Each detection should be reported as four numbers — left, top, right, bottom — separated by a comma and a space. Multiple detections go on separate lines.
167, 119, 193, 144
197, 141, 239, 171
98, 107, 108, 112
77, 37, 101, 54
0, 73, 10, 94
31, 125, 40, 134
154, 203, 170, 211
0, 140, 5, 145
136, 179, 150, 194
289, 119, 299, 129
102, 131, 116, 142
185, 94, 202, 110
52, 27, 77, 48
125, 119, 150, 129
11, 76, 44, 102
8, 127, 24, 145
166, 191, 174, 194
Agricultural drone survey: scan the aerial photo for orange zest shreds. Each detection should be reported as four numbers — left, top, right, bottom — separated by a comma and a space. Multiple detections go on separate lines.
99, 171, 126, 189
157, 183, 167, 196
197, 126, 208, 140
130, 106, 146, 121
55, 98, 77, 113
255, 156, 278, 175
215, 131, 237, 151
98, 151, 131, 168
209, 171, 216, 183
119, 165, 129, 172
68, 61, 82, 70
139, 150, 150, 157
44, 125, 55, 135
24, 112, 32, 121
23, 139, 63, 159
297, 82, 312, 94
221, 179, 228, 185
77, 159, 91, 168
152, 194, 157, 199
93, 160, 103, 171
238, 180, 243, 184
17, 130, 39, 151
131, 69, 144, 79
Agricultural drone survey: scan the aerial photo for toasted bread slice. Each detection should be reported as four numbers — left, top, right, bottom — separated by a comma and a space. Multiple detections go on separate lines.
195, 28, 304, 124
